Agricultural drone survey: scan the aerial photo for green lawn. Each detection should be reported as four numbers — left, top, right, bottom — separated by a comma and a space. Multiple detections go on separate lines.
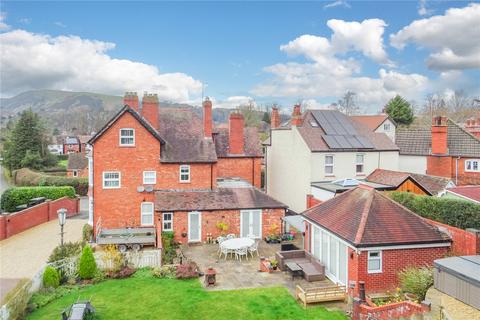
27, 271, 347, 320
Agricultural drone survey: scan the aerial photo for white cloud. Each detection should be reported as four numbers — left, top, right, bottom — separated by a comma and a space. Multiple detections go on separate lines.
390, 3, 480, 70
0, 12, 10, 31
300, 99, 334, 110
0, 29, 202, 102
54, 21, 66, 28
324, 0, 350, 9
418, 0, 433, 16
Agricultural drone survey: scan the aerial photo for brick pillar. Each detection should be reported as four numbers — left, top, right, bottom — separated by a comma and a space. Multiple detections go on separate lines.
46, 200, 54, 221
76, 197, 80, 215
229, 112, 245, 154
142, 93, 160, 130
156, 214, 163, 249
0, 215, 6, 240
203, 97, 213, 138
466, 228, 480, 254
352, 298, 362, 320
124, 92, 139, 112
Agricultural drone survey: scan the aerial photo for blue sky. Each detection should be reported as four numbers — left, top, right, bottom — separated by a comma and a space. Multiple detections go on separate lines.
1, 1, 479, 112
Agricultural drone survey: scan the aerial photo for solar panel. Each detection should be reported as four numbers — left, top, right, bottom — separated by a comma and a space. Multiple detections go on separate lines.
323, 135, 342, 149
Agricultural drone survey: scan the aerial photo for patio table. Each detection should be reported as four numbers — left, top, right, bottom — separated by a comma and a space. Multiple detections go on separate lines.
220, 238, 254, 250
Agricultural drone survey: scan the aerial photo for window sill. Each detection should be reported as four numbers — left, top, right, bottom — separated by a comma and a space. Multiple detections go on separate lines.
367, 270, 382, 274
179, 181, 191, 184
356, 173, 366, 176
119, 145, 135, 148
325, 174, 335, 177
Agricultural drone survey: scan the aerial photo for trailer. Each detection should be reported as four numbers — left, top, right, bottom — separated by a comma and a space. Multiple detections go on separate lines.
95, 218, 156, 252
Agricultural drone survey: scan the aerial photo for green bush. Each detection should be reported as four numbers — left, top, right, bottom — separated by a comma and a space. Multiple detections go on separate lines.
78, 245, 97, 280
48, 241, 84, 263
3, 278, 31, 319
28, 286, 78, 311
152, 265, 176, 279
161, 232, 178, 264
42, 266, 60, 289
398, 266, 433, 302
389, 192, 480, 229
0, 186, 75, 212
82, 224, 93, 242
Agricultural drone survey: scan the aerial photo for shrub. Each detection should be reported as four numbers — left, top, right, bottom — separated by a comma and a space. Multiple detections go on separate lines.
108, 266, 136, 279
48, 241, 83, 263
92, 269, 106, 284
398, 266, 433, 302
152, 265, 176, 279
82, 224, 93, 242
389, 192, 480, 229
176, 261, 199, 279
0, 186, 75, 212
161, 232, 178, 264
28, 286, 78, 311
78, 245, 97, 280
42, 266, 60, 289
101, 244, 124, 273
3, 278, 31, 320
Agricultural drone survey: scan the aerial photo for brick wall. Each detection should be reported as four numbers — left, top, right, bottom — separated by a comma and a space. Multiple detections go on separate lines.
424, 218, 480, 255
427, 156, 480, 185
306, 194, 322, 209
356, 300, 429, 320
427, 156, 452, 178
216, 157, 262, 188
0, 197, 79, 240
354, 246, 449, 293
67, 168, 88, 178
164, 208, 285, 245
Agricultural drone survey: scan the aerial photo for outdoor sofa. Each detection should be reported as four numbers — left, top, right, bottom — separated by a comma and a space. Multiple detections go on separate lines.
275, 250, 325, 282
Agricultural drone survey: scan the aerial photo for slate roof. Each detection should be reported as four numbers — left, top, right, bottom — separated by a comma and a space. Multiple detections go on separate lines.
296, 111, 398, 152
65, 136, 79, 145
366, 169, 453, 196
446, 186, 480, 203
155, 187, 287, 211
351, 115, 390, 131
302, 186, 450, 248
77, 135, 92, 144
214, 127, 263, 157
67, 152, 88, 170
396, 120, 480, 157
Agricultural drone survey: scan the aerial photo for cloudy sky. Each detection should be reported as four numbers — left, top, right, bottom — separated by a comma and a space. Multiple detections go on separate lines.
0, 1, 479, 112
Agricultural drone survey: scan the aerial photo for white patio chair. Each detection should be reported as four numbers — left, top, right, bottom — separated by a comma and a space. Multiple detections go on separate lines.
247, 234, 256, 239
248, 241, 259, 258
219, 244, 233, 260
217, 236, 226, 254
235, 247, 248, 261
226, 234, 236, 240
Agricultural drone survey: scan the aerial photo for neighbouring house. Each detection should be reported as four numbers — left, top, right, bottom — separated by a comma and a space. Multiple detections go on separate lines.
302, 185, 451, 294
310, 178, 393, 203
264, 106, 399, 212
351, 114, 396, 142
87, 92, 285, 247
366, 169, 454, 196
465, 116, 480, 138
396, 116, 480, 185
440, 185, 480, 204
63, 136, 81, 154
78, 135, 92, 153
67, 152, 88, 178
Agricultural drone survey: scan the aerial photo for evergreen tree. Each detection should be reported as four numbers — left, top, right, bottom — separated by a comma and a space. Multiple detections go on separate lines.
78, 245, 97, 280
385, 95, 414, 126
2, 110, 50, 171
262, 111, 271, 124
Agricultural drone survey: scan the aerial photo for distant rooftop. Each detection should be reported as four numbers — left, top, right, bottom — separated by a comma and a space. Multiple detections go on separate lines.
217, 177, 252, 188
434, 256, 480, 288
311, 178, 392, 193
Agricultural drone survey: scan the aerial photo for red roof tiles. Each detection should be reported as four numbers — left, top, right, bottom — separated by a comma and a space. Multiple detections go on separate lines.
446, 186, 480, 203
351, 115, 389, 131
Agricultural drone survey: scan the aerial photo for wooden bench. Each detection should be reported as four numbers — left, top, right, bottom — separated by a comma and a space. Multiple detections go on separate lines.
295, 285, 347, 308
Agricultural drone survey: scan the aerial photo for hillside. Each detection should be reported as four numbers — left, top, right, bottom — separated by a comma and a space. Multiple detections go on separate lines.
0, 90, 263, 134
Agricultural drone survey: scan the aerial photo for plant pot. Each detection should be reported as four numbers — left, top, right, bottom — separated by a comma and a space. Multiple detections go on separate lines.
272, 266, 278, 270
181, 232, 187, 238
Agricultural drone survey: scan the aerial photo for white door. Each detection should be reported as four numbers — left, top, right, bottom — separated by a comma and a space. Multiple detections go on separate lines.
188, 211, 201, 242
240, 210, 262, 238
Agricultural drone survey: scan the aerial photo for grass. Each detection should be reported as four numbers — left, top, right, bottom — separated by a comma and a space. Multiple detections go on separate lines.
27, 270, 347, 320
57, 160, 68, 169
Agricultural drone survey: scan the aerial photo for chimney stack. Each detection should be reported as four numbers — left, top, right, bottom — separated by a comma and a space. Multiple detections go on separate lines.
271, 106, 280, 129
291, 104, 302, 126
431, 116, 448, 155
229, 111, 244, 155
124, 92, 139, 112
203, 97, 213, 138
142, 93, 159, 130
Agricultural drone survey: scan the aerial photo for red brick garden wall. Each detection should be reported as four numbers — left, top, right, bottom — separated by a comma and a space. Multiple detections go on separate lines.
424, 218, 480, 255
165, 208, 285, 245
0, 197, 79, 240
216, 157, 262, 188
355, 300, 429, 320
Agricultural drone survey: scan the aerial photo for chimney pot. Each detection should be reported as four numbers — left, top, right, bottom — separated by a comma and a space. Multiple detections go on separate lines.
203, 97, 213, 138
291, 104, 302, 126
123, 92, 139, 112
229, 111, 244, 154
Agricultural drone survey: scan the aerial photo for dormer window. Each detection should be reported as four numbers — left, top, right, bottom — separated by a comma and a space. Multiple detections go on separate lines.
119, 128, 135, 146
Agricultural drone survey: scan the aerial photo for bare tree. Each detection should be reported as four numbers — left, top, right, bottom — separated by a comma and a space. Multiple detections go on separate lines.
335, 91, 360, 115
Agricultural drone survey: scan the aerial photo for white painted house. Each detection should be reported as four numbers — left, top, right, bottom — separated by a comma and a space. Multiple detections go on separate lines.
264, 108, 399, 212
351, 115, 396, 142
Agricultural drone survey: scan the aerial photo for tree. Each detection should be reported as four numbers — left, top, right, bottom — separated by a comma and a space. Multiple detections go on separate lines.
385, 95, 414, 126
78, 245, 97, 280
336, 91, 359, 115
262, 111, 271, 124
1, 110, 51, 171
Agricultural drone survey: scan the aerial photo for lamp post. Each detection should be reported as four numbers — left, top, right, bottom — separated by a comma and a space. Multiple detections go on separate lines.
57, 208, 67, 247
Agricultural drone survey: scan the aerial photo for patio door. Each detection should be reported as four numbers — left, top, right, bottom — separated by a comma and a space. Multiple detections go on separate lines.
240, 210, 262, 238
188, 211, 201, 242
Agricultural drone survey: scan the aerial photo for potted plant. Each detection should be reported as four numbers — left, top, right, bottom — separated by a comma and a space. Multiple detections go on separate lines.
216, 221, 229, 236
270, 259, 278, 270
265, 224, 281, 243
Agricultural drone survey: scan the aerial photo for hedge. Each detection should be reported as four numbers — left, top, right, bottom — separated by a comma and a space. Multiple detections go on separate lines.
389, 192, 480, 230
0, 186, 75, 212
14, 168, 87, 196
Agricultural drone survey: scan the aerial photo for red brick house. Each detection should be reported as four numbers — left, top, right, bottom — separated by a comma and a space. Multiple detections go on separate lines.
67, 152, 88, 178
302, 185, 451, 294
396, 116, 480, 185
63, 136, 81, 154
465, 116, 480, 138
87, 92, 285, 246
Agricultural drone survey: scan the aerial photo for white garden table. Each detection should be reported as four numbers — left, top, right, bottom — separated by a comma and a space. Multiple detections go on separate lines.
220, 237, 254, 250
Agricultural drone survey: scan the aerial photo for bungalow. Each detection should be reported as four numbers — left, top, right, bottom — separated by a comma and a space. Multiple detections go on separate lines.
302, 185, 451, 294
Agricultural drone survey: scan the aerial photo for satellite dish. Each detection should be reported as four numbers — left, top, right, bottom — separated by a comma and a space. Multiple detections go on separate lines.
145, 185, 154, 193
137, 186, 145, 193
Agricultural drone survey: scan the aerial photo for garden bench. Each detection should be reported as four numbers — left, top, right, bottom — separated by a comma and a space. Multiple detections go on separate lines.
295, 284, 347, 308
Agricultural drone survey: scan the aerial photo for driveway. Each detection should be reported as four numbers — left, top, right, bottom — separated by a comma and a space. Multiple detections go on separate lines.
0, 213, 87, 302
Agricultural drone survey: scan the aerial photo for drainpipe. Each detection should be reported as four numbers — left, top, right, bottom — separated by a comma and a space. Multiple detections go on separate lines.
87, 144, 94, 226
455, 156, 461, 185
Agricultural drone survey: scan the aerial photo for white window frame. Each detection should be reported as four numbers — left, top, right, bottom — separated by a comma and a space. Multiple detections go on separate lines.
465, 159, 479, 172
119, 128, 135, 146
356, 154, 365, 174
324, 155, 334, 176
367, 250, 382, 274
162, 212, 173, 231
383, 123, 391, 131
143, 171, 157, 184
141, 202, 154, 226
72, 170, 78, 177
179, 165, 190, 183
102, 171, 121, 189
